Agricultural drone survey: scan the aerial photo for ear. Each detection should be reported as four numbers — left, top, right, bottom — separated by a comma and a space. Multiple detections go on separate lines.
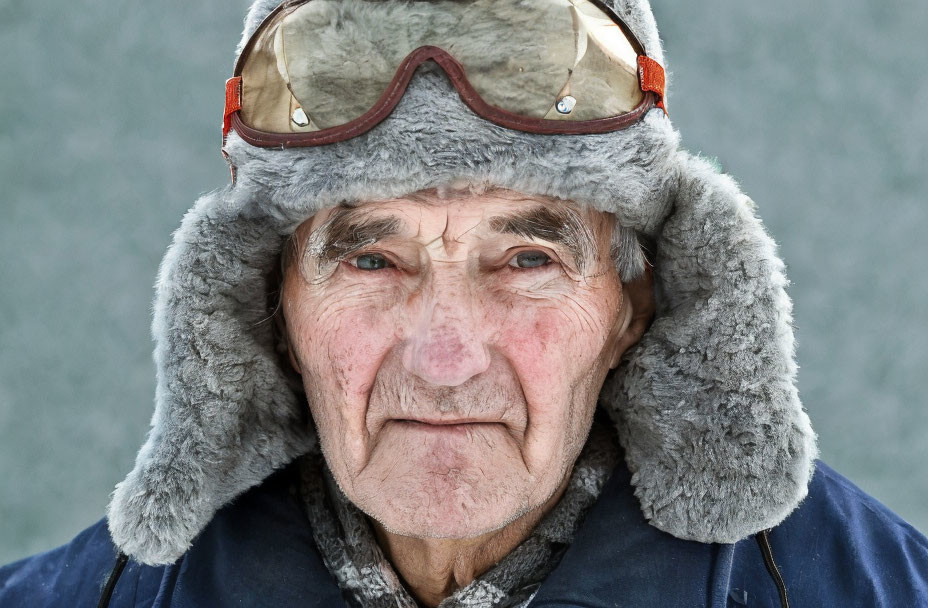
608, 264, 655, 370
287, 344, 302, 375
274, 292, 303, 375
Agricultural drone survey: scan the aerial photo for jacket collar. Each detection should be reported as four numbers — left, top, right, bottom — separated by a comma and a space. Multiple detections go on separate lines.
531, 450, 736, 606
160, 450, 737, 607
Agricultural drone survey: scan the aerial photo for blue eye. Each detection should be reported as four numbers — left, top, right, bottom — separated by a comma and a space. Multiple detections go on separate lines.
509, 251, 552, 269
353, 253, 393, 270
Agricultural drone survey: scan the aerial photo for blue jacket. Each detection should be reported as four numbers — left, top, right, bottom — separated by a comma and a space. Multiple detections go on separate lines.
2, 457, 927, 607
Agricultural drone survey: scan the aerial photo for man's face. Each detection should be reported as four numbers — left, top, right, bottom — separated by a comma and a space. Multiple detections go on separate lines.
281, 187, 638, 538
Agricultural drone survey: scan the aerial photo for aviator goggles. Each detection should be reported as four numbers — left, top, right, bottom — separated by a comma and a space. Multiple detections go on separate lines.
222, 0, 667, 148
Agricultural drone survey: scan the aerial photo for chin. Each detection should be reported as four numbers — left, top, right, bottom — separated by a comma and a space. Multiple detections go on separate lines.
364, 475, 534, 539
350, 449, 538, 538
335, 421, 554, 538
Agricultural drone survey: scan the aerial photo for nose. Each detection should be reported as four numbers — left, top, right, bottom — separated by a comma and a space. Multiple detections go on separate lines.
401, 296, 491, 387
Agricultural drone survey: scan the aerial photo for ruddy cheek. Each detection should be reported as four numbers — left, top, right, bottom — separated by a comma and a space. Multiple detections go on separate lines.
305, 306, 401, 474
320, 308, 398, 398
498, 309, 565, 390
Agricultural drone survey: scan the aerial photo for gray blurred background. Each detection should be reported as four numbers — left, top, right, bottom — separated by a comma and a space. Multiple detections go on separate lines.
1, 0, 926, 563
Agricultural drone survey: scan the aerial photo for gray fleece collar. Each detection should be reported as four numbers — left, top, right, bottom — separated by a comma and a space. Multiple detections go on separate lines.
106, 0, 818, 566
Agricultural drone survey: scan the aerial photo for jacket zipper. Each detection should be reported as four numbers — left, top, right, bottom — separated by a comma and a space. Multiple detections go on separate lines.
755, 529, 791, 608
96, 552, 129, 608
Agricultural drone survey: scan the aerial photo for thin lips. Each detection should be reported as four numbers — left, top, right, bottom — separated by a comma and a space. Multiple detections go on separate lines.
398, 418, 501, 426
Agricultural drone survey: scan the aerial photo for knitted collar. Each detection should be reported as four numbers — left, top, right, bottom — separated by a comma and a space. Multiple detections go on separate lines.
298, 418, 619, 608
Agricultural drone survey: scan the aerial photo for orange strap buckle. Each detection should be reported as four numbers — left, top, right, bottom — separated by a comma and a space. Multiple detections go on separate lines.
637, 56, 667, 114
223, 76, 243, 139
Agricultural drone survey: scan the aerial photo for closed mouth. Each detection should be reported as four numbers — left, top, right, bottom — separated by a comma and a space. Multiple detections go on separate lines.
391, 419, 504, 431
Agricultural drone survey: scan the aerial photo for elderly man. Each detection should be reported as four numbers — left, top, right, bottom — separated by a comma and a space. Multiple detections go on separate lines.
2, 0, 927, 606
279, 187, 654, 606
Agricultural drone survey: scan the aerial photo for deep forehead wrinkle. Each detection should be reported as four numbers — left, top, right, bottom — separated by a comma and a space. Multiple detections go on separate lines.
306, 200, 597, 273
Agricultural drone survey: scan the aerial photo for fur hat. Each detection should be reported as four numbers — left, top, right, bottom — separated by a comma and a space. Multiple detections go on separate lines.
107, 0, 818, 565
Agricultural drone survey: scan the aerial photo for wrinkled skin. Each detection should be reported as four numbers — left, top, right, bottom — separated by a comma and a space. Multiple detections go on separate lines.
280, 187, 652, 604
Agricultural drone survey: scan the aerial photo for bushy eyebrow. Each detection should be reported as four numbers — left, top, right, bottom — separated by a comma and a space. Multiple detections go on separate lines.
305, 202, 403, 263
306, 201, 596, 273
487, 204, 595, 273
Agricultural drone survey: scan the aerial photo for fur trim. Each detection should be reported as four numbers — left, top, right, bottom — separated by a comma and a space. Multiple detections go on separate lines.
600, 151, 818, 543
107, 0, 816, 565
107, 197, 316, 564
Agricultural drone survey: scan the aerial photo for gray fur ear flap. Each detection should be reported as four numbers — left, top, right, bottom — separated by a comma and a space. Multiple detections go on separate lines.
105, 188, 316, 566
600, 150, 818, 543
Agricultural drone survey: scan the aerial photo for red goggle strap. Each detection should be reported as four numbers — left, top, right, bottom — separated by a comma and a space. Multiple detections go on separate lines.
223, 76, 243, 140
637, 56, 667, 113
222, 56, 667, 139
